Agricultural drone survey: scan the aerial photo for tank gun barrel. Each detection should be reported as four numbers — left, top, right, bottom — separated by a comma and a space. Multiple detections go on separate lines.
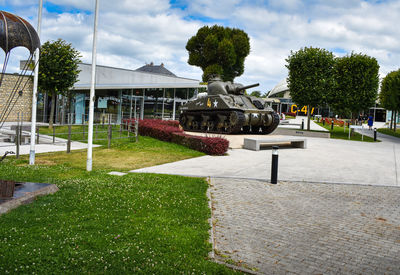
236, 83, 260, 92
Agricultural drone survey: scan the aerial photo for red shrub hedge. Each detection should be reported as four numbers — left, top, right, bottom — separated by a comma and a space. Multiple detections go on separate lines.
122, 119, 229, 155
171, 132, 229, 155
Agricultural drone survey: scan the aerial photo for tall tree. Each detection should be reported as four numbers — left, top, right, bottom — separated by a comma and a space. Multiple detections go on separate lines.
331, 53, 379, 120
286, 47, 335, 130
186, 25, 250, 82
380, 69, 400, 131
249, 90, 262, 97
39, 39, 81, 127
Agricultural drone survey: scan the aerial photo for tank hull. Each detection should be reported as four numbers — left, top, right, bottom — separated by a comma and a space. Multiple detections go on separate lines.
179, 94, 280, 134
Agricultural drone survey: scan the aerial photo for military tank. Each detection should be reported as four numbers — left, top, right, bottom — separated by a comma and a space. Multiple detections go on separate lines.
179, 77, 280, 134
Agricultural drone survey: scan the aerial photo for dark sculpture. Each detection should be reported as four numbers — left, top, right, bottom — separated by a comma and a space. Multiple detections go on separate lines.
0, 11, 41, 128
179, 77, 280, 134
0, 151, 15, 162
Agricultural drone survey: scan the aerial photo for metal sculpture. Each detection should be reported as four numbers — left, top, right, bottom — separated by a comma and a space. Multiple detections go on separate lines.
0, 10, 40, 128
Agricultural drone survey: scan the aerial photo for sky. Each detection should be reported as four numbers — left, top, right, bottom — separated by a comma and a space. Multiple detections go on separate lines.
0, 0, 399, 93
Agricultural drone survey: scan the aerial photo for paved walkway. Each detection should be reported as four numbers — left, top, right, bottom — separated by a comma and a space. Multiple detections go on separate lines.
132, 136, 400, 186
130, 128, 400, 274
210, 178, 400, 274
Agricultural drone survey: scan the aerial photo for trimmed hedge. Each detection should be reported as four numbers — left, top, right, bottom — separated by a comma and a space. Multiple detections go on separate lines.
171, 132, 229, 156
122, 119, 229, 155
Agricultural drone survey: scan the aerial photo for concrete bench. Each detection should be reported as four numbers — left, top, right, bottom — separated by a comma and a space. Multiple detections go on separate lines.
243, 137, 307, 151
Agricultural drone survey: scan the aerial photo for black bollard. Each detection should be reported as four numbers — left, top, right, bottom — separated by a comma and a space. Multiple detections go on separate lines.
322, 119, 325, 126
271, 146, 279, 184
301, 119, 304, 130
331, 120, 334, 130
374, 128, 377, 141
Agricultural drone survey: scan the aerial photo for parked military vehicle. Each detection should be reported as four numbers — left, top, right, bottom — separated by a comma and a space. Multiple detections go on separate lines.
179, 77, 280, 134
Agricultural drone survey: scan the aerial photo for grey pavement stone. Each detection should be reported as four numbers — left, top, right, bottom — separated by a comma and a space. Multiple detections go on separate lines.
210, 178, 400, 274
108, 171, 128, 176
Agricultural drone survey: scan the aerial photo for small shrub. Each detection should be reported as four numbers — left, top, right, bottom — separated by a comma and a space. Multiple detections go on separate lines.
172, 132, 229, 155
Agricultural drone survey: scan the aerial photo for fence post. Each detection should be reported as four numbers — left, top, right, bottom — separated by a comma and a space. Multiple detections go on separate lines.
135, 119, 139, 142
108, 124, 112, 148
20, 113, 24, 145
53, 126, 56, 143
15, 124, 20, 159
82, 114, 85, 139
67, 124, 71, 153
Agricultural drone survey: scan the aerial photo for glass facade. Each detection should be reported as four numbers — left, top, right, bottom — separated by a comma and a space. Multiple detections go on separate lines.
39, 87, 205, 124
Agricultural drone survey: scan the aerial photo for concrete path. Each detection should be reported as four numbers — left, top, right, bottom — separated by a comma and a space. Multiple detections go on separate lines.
131, 136, 400, 187
210, 178, 400, 274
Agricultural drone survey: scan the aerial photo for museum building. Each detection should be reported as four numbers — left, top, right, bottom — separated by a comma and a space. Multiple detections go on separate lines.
35, 62, 205, 124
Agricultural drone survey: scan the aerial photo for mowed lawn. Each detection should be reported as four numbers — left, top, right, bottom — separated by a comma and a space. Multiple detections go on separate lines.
0, 134, 236, 274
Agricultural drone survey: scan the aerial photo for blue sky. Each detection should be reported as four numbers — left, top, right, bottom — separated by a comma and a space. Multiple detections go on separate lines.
0, 0, 399, 91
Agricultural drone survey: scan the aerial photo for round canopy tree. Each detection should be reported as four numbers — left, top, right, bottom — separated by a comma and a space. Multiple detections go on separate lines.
380, 69, 400, 130
39, 38, 81, 127
286, 47, 335, 129
186, 25, 250, 82
331, 53, 379, 119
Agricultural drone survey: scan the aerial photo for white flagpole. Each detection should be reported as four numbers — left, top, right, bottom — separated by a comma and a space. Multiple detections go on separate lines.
87, 0, 99, 171
29, 0, 43, 165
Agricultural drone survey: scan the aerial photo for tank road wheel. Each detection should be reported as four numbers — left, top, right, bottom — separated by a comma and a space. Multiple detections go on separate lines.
251, 126, 261, 134
207, 120, 215, 132
262, 113, 280, 134
227, 111, 245, 134
179, 114, 187, 130
242, 125, 250, 134
201, 115, 210, 131
192, 120, 199, 130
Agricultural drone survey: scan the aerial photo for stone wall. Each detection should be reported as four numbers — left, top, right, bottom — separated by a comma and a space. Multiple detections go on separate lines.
0, 74, 33, 122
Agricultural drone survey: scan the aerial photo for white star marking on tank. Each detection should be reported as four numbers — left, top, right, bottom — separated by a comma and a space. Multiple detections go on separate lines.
213, 100, 218, 107
253, 113, 258, 118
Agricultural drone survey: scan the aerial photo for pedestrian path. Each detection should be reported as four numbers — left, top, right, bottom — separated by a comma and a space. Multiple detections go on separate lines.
210, 178, 400, 274
131, 136, 400, 186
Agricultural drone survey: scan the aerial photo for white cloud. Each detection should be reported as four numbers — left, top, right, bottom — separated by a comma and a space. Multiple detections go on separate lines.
1, 0, 400, 92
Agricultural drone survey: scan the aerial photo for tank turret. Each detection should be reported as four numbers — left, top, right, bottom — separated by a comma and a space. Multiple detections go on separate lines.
179, 77, 279, 134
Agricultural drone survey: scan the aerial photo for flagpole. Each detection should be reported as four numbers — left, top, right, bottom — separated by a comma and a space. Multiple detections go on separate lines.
87, 0, 99, 171
29, 0, 43, 165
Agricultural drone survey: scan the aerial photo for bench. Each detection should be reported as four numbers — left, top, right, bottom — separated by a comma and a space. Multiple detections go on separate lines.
243, 137, 307, 151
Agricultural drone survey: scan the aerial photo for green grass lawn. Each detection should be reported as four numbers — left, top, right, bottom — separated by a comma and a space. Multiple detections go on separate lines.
315, 121, 376, 142
34, 125, 204, 172
0, 129, 236, 273
377, 128, 400, 138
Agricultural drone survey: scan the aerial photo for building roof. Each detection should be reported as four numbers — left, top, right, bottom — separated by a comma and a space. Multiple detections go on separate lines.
268, 78, 289, 97
73, 63, 204, 90
135, 62, 176, 77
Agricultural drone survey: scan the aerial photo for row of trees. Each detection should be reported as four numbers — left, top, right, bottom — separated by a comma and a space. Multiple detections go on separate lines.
380, 69, 400, 131
286, 47, 380, 130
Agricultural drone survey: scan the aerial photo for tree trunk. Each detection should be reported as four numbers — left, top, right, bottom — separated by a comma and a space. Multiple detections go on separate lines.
66, 92, 71, 124
390, 110, 394, 130
61, 95, 66, 125
394, 111, 397, 132
307, 105, 311, 130
49, 92, 56, 128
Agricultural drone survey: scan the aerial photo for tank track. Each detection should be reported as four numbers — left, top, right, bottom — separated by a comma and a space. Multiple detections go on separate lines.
261, 112, 280, 134
179, 110, 280, 135
179, 110, 245, 134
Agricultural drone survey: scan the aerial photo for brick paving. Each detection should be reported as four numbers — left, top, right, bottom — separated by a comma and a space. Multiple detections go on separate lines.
210, 178, 400, 274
